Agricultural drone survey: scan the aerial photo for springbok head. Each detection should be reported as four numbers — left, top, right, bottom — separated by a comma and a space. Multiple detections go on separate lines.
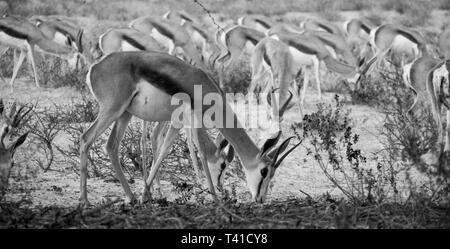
0, 100, 32, 200
248, 131, 301, 203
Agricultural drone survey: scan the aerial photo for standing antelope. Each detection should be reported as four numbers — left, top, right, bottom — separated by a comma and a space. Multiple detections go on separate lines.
404, 56, 450, 152
237, 14, 275, 34
95, 28, 234, 200
215, 25, 266, 69
80, 51, 299, 206
301, 18, 346, 38
0, 15, 80, 91
266, 30, 361, 101
129, 16, 205, 69
0, 99, 31, 201
363, 24, 427, 73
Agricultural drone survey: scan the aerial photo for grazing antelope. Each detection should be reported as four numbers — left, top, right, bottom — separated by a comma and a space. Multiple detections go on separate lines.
129, 16, 205, 69
0, 99, 31, 201
267, 30, 361, 101
250, 37, 299, 119
237, 14, 275, 34
301, 18, 346, 38
363, 24, 427, 73
0, 15, 80, 91
80, 51, 299, 206
95, 28, 233, 199
30, 17, 84, 55
404, 56, 450, 152
215, 25, 266, 69
342, 18, 374, 60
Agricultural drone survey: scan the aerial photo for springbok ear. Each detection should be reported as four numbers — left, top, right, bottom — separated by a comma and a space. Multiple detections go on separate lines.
226, 145, 235, 163
218, 139, 229, 152
11, 132, 28, 152
259, 131, 282, 157
358, 56, 366, 68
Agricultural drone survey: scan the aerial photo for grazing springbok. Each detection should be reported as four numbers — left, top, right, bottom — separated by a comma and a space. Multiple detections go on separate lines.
80, 51, 299, 206
0, 15, 80, 91
266, 30, 362, 101
301, 18, 346, 38
363, 24, 427, 73
403, 55, 450, 152
0, 99, 31, 201
237, 14, 275, 34
215, 25, 266, 69
129, 16, 205, 70
342, 18, 374, 60
95, 28, 234, 201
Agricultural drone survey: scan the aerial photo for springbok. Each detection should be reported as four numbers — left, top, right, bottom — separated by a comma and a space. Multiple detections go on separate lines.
342, 18, 374, 60
0, 99, 31, 201
266, 30, 361, 101
301, 18, 346, 38
363, 24, 427, 73
404, 55, 450, 152
80, 51, 299, 206
0, 15, 80, 91
249, 37, 298, 119
215, 25, 266, 69
129, 16, 205, 70
237, 14, 275, 34
95, 28, 234, 200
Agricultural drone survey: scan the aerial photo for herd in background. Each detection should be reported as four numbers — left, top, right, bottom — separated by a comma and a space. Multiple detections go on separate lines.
0, 9, 449, 206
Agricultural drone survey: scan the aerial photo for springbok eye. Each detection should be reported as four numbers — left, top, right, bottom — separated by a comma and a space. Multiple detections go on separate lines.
260, 168, 268, 178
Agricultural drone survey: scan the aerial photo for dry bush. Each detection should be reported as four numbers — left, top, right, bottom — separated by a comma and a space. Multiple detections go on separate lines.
291, 95, 399, 204
219, 59, 252, 94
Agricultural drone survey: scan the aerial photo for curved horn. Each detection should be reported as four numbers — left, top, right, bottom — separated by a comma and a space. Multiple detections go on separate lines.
76, 29, 84, 53
274, 141, 301, 168
279, 90, 293, 118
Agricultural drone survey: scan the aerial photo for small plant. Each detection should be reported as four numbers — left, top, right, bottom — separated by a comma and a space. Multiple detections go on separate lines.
291, 95, 399, 204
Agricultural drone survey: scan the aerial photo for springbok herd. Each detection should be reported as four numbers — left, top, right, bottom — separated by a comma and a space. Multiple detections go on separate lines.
0, 10, 449, 206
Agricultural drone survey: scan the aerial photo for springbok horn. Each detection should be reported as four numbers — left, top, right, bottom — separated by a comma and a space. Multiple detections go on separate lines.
260, 131, 282, 157
279, 90, 294, 118
274, 141, 301, 168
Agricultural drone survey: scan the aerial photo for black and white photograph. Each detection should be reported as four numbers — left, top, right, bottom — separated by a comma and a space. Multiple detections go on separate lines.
0, 0, 449, 237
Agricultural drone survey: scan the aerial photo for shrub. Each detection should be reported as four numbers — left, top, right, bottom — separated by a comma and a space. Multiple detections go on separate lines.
291, 95, 399, 204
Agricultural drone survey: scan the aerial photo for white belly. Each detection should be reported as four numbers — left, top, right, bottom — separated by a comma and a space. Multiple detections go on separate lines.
127, 80, 179, 122
0, 32, 28, 50
54, 32, 68, 46
289, 46, 315, 67
191, 30, 206, 49
244, 40, 255, 53
121, 40, 141, 52
391, 35, 419, 56
325, 45, 337, 59
255, 23, 268, 34
151, 28, 174, 50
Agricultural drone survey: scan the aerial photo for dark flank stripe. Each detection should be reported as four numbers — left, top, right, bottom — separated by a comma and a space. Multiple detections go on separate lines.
263, 48, 272, 67
193, 26, 208, 40
361, 23, 371, 34
0, 25, 28, 39
152, 22, 175, 40
396, 29, 421, 44
254, 19, 271, 29
122, 35, 147, 51
318, 23, 334, 34
246, 34, 261, 46
133, 61, 187, 97
286, 39, 316, 55
179, 13, 193, 22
